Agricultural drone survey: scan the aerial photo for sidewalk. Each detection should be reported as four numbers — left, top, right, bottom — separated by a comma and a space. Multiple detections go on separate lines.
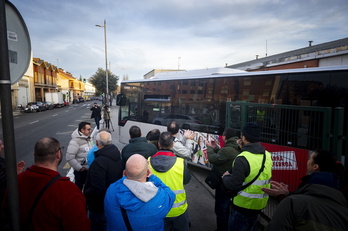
0, 110, 22, 119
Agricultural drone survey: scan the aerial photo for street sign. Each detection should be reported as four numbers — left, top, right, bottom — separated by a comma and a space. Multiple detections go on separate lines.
5, 0, 31, 84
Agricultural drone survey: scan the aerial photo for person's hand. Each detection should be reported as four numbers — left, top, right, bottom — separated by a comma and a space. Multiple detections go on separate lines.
261, 181, 289, 197
184, 130, 195, 140
206, 140, 218, 149
222, 171, 230, 178
16, 160, 25, 174
80, 167, 87, 172
236, 139, 243, 149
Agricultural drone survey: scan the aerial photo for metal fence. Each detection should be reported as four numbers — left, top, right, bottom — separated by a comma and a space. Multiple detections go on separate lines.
226, 101, 346, 160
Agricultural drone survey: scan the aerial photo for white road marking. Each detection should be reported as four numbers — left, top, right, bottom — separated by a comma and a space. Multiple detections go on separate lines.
29, 120, 39, 124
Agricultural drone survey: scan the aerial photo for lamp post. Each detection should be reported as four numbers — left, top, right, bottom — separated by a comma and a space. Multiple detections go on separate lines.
96, 20, 109, 105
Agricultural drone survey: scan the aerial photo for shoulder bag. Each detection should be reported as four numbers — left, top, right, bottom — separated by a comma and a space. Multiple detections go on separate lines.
225, 151, 266, 197
24, 174, 61, 230
121, 207, 133, 231
205, 168, 223, 189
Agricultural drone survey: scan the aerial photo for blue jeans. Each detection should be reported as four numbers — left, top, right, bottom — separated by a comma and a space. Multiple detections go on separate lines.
215, 184, 231, 231
94, 116, 101, 129
228, 208, 258, 231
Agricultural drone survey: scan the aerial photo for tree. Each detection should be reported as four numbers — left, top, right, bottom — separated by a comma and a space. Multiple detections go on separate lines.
89, 67, 119, 99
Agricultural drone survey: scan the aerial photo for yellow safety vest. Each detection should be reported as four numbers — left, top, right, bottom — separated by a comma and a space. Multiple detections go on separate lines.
149, 157, 188, 217
232, 151, 272, 210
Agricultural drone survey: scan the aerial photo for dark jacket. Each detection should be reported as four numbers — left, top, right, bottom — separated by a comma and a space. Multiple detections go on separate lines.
207, 136, 240, 175
90, 106, 101, 119
298, 171, 342, 190
122, 137, 157, 164
222, 142, 265, 215
84, 144, 124, 213
266, 184, 348, 231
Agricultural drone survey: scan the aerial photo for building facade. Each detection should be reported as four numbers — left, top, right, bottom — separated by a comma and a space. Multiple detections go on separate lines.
228, 37, 348, 71
8, 57, 95, 110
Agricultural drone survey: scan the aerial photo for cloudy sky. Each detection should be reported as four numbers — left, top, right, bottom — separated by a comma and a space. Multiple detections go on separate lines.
7, 0, 348, 81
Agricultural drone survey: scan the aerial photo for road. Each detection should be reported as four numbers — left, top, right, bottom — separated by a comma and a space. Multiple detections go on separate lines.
0, 103, 96, 175
0, 101, 217, 231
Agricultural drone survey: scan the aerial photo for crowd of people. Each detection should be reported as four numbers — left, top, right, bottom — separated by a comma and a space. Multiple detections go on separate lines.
0, 105, 347, 230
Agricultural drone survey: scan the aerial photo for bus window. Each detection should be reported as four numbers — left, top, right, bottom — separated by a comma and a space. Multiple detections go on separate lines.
116, 94, 126, 106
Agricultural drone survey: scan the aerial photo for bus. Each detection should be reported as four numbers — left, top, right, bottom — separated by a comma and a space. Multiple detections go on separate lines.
116, 66, 348, 191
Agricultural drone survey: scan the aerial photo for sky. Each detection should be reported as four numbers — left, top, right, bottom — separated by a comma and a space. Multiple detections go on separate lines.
7, 0, 348, 81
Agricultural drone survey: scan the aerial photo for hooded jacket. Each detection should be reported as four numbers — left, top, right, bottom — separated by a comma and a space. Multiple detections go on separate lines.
84, 144, 124, 213
266, 184, 348, 231
149, 150, 191, 185
104, 174, 175, 231
207, 136, 241, 174
222, 142, 265, 193
66, 128, 93, 171
222, 142, 269, 215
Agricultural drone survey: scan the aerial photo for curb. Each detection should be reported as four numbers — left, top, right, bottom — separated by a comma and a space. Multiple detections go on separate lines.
0, 110, 22, 119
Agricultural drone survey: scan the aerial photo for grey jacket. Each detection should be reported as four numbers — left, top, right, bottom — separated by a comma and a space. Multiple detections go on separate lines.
173, 136, 194, 160
66, 129, 93, 171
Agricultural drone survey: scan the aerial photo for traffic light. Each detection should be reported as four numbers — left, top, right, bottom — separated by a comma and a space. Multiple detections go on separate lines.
83, 78, 86, 83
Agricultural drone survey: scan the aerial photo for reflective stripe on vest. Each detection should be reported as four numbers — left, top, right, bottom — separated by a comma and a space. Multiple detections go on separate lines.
242, 179, 270, 186
232, 150, 272, 210
149, 157, 188, 217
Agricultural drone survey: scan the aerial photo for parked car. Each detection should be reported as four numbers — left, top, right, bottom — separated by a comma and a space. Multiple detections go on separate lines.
43, 101, 54, 110
25, 102, 39, 113
153, 114, 201, 127
152, 114, 221, 133
119, 115, 137, 126
35, 101, 46, 112
63, 100, 70, 106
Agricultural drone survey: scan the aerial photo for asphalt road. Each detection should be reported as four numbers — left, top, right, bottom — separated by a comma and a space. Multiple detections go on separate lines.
0, 102, 96, 175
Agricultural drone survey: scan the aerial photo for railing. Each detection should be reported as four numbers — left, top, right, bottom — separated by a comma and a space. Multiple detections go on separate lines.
226, 101, 345, 161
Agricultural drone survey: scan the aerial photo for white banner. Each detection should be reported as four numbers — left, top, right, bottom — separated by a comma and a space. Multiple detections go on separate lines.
271, 151, 298, 170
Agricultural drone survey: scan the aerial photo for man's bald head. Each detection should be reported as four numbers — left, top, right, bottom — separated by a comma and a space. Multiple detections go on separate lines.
125, 154, 149, 181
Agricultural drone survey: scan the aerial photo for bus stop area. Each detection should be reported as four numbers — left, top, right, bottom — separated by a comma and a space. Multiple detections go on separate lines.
108, 102, 274, 230
109, 104, 217, 230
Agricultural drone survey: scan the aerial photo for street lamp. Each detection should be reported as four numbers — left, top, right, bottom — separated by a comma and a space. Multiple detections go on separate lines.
96, 20, 109, 105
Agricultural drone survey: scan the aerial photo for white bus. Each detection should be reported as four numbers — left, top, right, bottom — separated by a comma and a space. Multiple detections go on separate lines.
116, 66, 348, 189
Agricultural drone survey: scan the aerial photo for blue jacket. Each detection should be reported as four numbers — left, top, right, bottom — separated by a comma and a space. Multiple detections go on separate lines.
87, 144, 98, 167
104, 174, 175, 231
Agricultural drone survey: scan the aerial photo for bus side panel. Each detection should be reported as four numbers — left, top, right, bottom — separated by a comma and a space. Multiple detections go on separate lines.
262, 143, 309, 191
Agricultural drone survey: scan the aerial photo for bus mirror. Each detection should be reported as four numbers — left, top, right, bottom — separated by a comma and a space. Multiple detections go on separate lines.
116, 94, 126, 106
